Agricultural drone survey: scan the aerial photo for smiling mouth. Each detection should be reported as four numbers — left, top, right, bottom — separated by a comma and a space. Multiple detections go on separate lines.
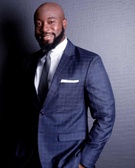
40, 33, 54, 41
43, 34, 51, 40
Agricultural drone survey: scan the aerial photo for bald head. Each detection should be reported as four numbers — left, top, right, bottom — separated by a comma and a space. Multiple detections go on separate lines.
34, 2, 65, 21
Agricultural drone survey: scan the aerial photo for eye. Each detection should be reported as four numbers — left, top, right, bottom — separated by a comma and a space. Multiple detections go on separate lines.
35, 21, 42, 27
48, 20, 55, 25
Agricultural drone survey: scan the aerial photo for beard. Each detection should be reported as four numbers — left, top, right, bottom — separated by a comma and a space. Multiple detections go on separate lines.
37, 27, 65, 53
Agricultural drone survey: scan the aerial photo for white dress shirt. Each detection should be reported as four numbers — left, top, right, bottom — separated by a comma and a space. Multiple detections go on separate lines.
34, 38, 68, 93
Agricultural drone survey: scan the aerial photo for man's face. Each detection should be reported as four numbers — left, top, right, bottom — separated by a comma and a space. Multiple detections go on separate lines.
34, 5, 67, 51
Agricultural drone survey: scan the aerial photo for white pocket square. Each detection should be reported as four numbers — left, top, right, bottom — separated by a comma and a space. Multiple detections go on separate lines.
60, 79, 79, 83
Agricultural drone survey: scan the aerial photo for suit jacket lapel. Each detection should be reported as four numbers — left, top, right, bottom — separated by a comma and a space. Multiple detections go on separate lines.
43, 40, 75, 107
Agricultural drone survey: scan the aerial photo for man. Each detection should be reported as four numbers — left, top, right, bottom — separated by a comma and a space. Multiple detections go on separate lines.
15, 2, 115, 168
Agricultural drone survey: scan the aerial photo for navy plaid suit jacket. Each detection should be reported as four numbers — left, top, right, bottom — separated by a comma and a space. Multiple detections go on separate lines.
16, 40, 115, 168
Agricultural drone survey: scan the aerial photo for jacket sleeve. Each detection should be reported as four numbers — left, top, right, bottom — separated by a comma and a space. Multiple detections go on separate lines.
80, 56, 115, 168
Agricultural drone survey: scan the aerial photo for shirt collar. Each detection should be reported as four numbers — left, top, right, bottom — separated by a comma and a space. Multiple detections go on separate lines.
51, 37, 67, 55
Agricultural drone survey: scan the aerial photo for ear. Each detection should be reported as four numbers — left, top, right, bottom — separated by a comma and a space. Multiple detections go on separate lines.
63, 18, 67, 29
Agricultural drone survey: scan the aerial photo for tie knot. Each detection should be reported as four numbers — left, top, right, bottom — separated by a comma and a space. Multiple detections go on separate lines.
41, 49, 52, 57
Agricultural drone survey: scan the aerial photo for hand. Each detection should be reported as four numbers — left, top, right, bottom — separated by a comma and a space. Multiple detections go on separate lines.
79, 164, 86, 168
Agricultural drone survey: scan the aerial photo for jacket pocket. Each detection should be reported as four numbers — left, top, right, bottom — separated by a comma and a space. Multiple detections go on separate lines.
58, 132, 86, 141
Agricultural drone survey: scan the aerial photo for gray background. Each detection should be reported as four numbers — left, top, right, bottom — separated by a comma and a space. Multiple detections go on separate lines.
0, 0, 135, 168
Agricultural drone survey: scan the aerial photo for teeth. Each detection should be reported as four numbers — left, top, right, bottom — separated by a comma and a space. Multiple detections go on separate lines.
44, 34, 51, 40
45, 36, 50, 39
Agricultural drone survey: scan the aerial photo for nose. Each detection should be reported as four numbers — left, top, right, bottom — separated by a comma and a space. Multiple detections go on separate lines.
41, 22, 50, 33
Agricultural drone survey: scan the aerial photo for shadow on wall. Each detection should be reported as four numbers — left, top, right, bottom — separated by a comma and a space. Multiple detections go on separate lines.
0, 14, 29, 166
0, 18, 27, 112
